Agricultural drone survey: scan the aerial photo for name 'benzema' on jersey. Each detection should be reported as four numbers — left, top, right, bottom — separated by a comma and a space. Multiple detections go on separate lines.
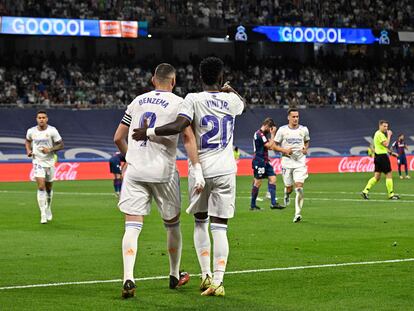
178, 91, 244, 178
26, 125, 62, 167
121, 90, 183, 183
274, 125, 310, 168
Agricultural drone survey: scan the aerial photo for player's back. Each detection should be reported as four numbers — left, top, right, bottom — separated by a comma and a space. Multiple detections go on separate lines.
180, 91, 244, 178
125, 90, 182, 182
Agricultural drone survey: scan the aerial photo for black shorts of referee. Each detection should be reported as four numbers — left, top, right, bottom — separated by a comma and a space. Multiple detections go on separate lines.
374, 153, 391, 173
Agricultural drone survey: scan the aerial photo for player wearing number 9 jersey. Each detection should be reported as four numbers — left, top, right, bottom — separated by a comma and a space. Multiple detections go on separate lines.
131, 57, 245, 297
114, 63, 202, 298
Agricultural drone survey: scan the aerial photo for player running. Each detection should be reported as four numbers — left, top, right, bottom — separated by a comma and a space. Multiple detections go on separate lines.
25, 110, 64, 224
113, 63, 204, 298
250, 117, 291, 211
273, 108, 310, 223
361, 120, 400, 200
109, 151, 126, 197
132, 57, 244, 297
392, 134, 410, 179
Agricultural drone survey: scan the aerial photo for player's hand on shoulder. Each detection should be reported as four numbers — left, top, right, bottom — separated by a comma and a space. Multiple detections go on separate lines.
132, 128, 147, 141
221, 81, 235, 93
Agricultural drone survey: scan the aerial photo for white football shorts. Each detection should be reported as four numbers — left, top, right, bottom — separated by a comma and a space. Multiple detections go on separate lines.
118, 170, 181, 220
33, 163, 55, 182
187, 172, 236, 219
281, 166, 308, 186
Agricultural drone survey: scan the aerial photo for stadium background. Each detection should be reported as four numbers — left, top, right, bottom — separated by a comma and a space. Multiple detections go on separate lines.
0, 1, 413, 310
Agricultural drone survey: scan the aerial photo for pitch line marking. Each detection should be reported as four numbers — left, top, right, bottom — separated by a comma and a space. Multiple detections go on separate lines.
237, 196, 414, 203
1, 258, 413, 291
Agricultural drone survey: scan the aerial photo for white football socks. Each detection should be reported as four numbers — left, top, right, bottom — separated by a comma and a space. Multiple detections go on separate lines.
295, 187, 304, 216
164, 220, 182, 279
194, 217, 212, 278
46, 190, 53, 210
37, 190, 47, 214
210, 223, 229, 286
122, 221, 143, 283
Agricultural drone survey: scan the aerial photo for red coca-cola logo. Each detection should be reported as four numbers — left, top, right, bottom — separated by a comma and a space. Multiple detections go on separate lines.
410, 158, 414, 171
338, 156, 374, 173
29, 162, 80, 180
270, 158, 282, 174
54, 163, 80, 180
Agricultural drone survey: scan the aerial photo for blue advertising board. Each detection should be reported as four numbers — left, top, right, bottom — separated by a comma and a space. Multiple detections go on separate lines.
233, 25, 391, 44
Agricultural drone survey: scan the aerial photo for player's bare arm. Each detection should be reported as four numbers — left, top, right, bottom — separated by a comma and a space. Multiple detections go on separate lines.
132, 116, 190, 141
221, 81, 246, 111
25, 139, 33, 157
272, 142, 293, 155
182, 126, 205, 193
41, 140, 64, 154
114, 123, 129, 155
302, 140, 310, 155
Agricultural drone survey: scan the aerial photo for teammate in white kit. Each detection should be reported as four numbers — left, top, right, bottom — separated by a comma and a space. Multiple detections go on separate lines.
113, 63, 204, 299
132, 57, 244, 297
273, 108, 310, 223
25, 110, 64, 224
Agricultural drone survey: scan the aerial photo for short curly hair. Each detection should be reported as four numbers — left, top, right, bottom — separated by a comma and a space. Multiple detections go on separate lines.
199, 57, 224, 86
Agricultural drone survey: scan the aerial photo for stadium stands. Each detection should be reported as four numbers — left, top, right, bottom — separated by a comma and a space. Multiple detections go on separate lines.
2, 0, 413, 30
0, 51, 413, 109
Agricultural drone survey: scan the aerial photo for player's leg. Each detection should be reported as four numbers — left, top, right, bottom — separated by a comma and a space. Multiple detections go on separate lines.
121, 214, 143, 298
44, 166, 55, 221
188, 173, 212, 289
152, 171, 189, 289
282, 167, 294, 208
402, 156, 410, 178
250, 178, 262, 210
397, 157, 403, 179
45, 181, 53, 221
292, 166, 308, 223
267, 163, 283, 209
201, 174, 235, 297
36, 177, 48, 224
385, 171, 399, 199
118, 175, 150, 298
361, 165, 382, 200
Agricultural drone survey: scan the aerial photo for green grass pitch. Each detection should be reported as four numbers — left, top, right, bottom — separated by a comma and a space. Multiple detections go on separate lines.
0, 173, 413, 310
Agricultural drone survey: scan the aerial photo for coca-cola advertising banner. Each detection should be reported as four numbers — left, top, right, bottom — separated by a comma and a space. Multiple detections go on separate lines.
1, 156, 412, 182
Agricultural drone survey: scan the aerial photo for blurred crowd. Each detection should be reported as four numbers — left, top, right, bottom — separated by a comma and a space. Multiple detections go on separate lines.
0, 0, 413, 30
0, 50, 413, 109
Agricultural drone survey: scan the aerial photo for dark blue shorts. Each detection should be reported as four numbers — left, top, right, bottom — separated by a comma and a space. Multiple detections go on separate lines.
398, 155, 407, 165
252, 160, 275, 179
109, 159, 122, 174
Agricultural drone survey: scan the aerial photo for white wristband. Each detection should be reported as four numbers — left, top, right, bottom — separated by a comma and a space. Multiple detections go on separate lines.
194, 163, 202, 170
146, 127, 156, 137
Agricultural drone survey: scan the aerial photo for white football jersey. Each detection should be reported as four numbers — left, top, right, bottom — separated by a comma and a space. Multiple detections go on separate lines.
274, 124, 310, 168
26, 125, 62, 167
178, 91, 244, 178
122, 90, 183, 183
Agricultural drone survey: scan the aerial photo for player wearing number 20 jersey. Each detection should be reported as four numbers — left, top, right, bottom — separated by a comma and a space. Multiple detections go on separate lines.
178, 91, 244, 178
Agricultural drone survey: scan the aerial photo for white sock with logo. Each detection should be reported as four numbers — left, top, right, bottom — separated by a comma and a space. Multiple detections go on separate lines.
295, 188, 304, 216
164, 220, 182, 280
211, 223, 229, 286
37, 190, 47, 214
122, 221, 143, 283
194, 217, 212, 278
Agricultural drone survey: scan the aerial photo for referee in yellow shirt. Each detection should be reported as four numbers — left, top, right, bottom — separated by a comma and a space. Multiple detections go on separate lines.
361, 120, 399, 200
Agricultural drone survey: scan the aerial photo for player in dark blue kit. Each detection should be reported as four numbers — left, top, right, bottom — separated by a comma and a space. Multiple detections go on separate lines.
109, 152, 126, 196
392, 134, 410, 179
250, 118, 292, 211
